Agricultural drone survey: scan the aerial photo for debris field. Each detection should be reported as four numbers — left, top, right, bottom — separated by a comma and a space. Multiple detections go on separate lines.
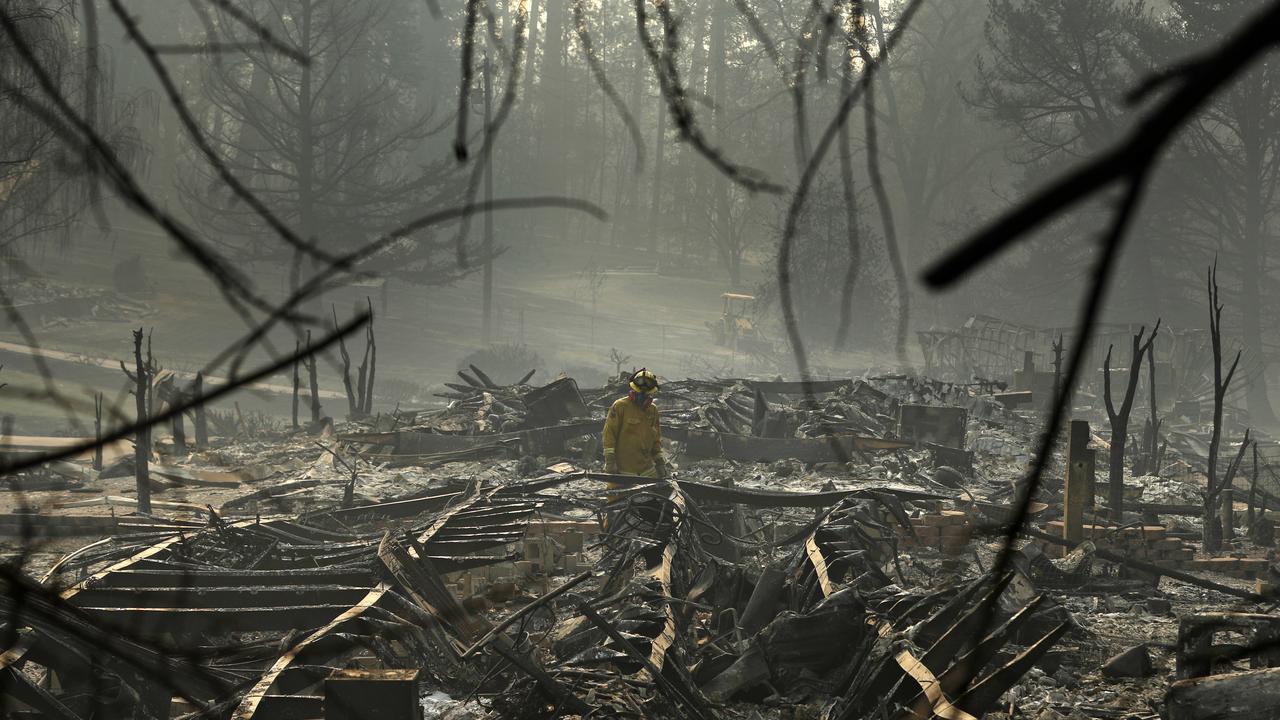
2, 361, 1278, 720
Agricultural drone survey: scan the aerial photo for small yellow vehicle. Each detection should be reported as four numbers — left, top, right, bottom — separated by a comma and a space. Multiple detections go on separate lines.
708, 293, 772, 353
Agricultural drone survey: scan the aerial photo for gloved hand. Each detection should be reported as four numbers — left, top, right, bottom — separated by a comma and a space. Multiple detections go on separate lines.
604, 451, 618, 474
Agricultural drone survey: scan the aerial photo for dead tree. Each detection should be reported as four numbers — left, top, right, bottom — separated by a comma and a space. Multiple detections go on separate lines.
1248, 443, 1260, 528
130, 328, 151, 514
1205, 264, 1242, 552
1216, 430, 1252, 543
305, 330, 321, 424
292, 340, 301, 430
91, 392, 102, 471
193, 372, 208, 449
1139, 330, 1164, 475
1050, 335, 1064, 404
358, 297, 376, 416
170, 385, 187, 455
1102, 320, 1160, 521
333, 305, 358, 418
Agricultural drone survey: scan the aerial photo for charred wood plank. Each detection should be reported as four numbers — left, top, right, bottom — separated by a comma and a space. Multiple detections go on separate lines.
78, 604, 359, 636
1166, 666, 1280, 720
71, 585, 371, 610
94, 568, 377, 589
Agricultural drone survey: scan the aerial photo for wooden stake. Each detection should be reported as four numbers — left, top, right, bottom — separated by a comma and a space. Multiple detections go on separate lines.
1064, 420, 1090, 544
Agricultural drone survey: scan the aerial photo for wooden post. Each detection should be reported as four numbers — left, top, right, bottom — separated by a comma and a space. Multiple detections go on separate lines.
132, 329, 151, 514
93, 392, 104, 471
292, 340, 301, 429
1064, 419, 1090, 544
193, 372, 208, 449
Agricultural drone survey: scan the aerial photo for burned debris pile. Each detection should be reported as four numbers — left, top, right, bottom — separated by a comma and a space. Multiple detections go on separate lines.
4, 356, 1280, 719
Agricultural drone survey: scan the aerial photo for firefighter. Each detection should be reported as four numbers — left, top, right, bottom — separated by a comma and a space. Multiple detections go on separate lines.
602, 368, 669, 479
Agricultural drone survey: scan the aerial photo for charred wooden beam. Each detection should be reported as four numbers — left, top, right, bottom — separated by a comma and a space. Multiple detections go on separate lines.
78, 604, 363, 636
94, 568, 376, 589
71, 585, 371, 609
1167, 666, 1280, 720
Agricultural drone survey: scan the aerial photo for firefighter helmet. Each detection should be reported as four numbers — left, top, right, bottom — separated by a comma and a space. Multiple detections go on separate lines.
629, 368, 659, 395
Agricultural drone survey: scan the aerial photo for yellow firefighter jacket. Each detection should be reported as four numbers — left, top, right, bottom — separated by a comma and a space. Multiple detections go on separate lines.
602, 396, 662, 476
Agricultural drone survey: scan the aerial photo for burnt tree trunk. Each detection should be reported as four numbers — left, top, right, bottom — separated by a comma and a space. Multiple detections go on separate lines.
1103, 321, 1159, 522
1219, 431, 1252, 543
1145, 335, 1161, 474
193, 372, 208, 449
171, 393, 186, 456
292, 340, 301, 429
1248, 442, 1260, 529
306, 330, 322, 424
93, 392, 104, 471
1205, 263, 1241, 553
333, 305, 357, 417
362, 297, 376, 416
132, 329, 151, 514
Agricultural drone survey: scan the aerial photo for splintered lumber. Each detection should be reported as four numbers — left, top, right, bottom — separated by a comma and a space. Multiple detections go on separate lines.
1167, 667, 1280, 720
379, 534, 483, 644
